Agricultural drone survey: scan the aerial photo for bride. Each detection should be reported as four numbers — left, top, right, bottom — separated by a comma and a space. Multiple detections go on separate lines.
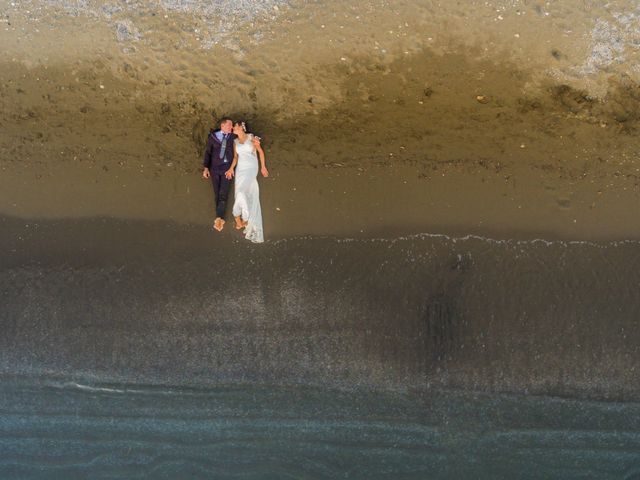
225, 121, 269, 243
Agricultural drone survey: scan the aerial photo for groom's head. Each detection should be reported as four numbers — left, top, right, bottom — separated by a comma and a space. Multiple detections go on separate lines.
219, 117, 233, 134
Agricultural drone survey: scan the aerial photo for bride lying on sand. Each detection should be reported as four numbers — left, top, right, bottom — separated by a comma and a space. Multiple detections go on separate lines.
225, 121, 269, 243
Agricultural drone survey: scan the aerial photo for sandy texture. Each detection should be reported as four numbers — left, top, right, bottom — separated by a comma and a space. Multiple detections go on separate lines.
3, 215, 640, 400
0, 0, 639, 239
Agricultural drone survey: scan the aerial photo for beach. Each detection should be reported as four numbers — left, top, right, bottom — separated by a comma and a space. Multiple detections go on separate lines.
2, 1, 640, 478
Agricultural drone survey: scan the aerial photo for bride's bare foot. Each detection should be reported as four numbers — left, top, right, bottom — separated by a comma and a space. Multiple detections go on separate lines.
234, 216, 244, 230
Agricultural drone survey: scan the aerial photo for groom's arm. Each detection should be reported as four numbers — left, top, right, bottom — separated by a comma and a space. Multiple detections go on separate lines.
202, 133, 213, 169
202, 133, 213, 178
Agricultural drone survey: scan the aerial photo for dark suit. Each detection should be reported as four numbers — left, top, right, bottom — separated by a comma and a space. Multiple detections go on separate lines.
203, 130, 236, 219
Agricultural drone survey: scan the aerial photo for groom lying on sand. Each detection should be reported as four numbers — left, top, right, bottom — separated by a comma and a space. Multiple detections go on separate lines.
202, 117, 260, 231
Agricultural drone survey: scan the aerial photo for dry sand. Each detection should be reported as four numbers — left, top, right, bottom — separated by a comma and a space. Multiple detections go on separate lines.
1, 0, 639, 240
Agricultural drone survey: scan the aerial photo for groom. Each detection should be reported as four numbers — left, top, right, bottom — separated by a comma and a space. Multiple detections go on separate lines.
202, 116, 260, 231
202, 117, 236, 231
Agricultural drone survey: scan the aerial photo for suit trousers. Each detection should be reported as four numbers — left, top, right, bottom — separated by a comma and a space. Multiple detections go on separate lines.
210, 171, 232, 219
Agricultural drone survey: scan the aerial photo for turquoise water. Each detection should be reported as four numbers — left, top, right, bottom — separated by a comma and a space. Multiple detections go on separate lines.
1, 380, 640, 479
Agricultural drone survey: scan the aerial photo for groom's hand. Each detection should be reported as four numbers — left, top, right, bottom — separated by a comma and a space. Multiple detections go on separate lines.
202, 168, 210, 179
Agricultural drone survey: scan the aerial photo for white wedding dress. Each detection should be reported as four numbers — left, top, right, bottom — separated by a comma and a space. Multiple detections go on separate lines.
232, 135, 264, 243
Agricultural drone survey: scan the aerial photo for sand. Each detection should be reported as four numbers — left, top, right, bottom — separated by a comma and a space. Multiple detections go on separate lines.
0, 0, 639, 241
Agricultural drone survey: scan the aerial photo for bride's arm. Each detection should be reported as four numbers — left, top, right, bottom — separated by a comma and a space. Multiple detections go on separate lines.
256, 143, 268, 177
225, 143, 238, 179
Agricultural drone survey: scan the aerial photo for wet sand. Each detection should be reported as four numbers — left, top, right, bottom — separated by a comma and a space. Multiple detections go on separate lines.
2, 214, 640, 400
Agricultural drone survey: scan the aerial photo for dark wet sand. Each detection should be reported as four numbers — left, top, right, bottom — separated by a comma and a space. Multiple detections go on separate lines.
3, 214, 640, 400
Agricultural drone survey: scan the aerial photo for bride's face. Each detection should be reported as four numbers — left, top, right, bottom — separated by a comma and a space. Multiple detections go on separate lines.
232, 124, 244, 135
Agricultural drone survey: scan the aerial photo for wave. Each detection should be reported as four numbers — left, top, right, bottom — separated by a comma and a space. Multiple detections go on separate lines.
273, 230, 640, 248
53, 381, 157, 395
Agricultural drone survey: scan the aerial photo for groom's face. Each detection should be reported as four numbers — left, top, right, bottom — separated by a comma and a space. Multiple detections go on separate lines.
220, 120, 233, 134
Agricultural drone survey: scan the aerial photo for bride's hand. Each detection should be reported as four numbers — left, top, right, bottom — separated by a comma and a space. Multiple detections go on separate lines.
261, 167, 269, 177
225, 169, 234, 180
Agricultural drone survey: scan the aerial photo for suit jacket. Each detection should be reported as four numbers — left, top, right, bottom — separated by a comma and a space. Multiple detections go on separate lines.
203, 130, 237, 172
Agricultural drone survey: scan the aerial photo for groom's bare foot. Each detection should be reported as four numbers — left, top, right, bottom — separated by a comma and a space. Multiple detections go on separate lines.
213, 218, 223, 231
219, 219, 225, 231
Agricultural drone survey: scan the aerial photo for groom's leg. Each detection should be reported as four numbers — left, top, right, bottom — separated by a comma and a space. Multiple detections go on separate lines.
216, 173, 232, 219
211, 171, 221, 213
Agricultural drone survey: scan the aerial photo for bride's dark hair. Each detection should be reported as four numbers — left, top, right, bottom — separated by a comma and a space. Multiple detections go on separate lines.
234, 120, 250, 133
